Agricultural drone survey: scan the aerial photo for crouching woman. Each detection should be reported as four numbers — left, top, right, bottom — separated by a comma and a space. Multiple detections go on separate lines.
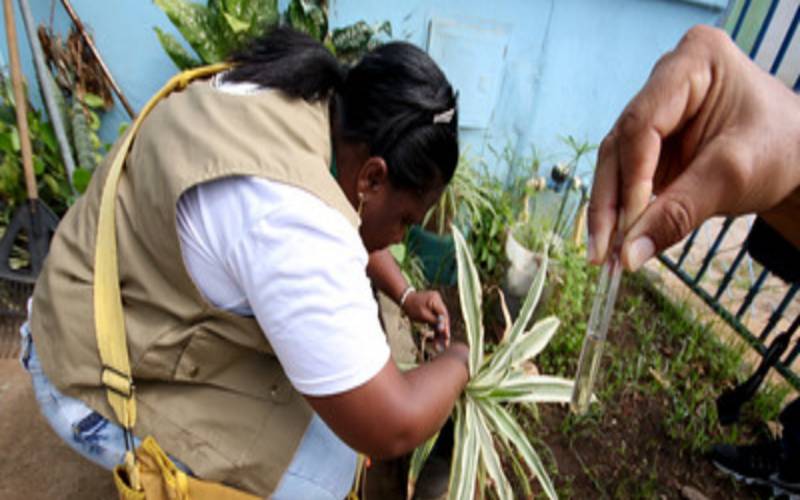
22, 27, 469, 498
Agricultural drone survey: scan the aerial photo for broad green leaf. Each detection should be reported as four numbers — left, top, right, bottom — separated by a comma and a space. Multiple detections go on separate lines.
388, 243, 406, 262
118, 122, 130, 137
88, 109, 101, 132
222, 11, 250, 34
407, 431, 439, 500
10, 127, 19, 152
470, 402, 512, 500
287, 0, 326, 41
43, 173, 60, 196
154, 0, 225, 63
82, 93, 105, 109
33, 156, 45, 176
72, 167, 92, 194
331, 21, 375, 63
483, 401, 558, 500
511, 316, 560, 369
154, 27, 202, 69
39, 123, 58, 153
236, 0, 279, 37
453, 226, 483, 376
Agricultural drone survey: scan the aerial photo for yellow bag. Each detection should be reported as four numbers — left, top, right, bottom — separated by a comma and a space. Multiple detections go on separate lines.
112, 437, 259, 500
93, 64, 258, 500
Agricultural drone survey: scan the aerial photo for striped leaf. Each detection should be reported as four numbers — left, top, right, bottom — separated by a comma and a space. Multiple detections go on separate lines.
507, 246, 548, 343
511, 316, 560, 369
499, 435, 534, 499
483, 401, 558, 500
491, 374, 575, 404
453, 227, 483, 377
471, 403, 513, 500
484, 250, 549, 377
448, 400, 480, 500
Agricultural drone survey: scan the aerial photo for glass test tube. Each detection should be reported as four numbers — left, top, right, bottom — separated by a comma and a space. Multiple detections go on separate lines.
570, 248, 623, 415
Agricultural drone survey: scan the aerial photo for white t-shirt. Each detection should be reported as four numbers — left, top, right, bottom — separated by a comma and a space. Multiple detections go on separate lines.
175, 81, 390, 397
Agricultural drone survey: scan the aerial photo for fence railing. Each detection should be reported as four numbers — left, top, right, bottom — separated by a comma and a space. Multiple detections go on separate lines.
658, 216, 800, 390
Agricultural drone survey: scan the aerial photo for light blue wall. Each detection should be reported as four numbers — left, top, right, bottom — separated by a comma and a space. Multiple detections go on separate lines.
330, 0, 723, 177
6, 0, 723, 179
6, 0, 189, 140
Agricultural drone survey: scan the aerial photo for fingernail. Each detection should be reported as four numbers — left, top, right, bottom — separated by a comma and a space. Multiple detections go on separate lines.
586, 236, 597, 262
627, 236, 655, 270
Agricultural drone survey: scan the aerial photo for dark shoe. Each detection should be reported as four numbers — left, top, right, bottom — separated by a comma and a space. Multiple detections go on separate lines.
710, 441, 783, 486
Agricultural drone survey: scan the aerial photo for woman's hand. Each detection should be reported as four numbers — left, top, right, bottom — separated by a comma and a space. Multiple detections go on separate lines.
402, 290, 451, 349
588, 25, 800, 271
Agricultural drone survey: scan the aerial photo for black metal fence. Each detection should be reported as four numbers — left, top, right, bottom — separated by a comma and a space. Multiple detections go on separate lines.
658, 216, 800, 390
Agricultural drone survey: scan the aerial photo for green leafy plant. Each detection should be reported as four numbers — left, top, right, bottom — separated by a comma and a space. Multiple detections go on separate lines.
154, 0, 280, 69
423, 155, 494, 236
511, 217, 552, 256
389, 241, 428, 292
0, 74, 72, 220
330, 20, 392, 64
407, 227, 579, 499
487, 141, 547, 219
38, 26, 115, 196
154, 0, 391, 68
69, 93, 107, 194
537, 242, 597, 376
466, 172, 514, 288
549, 136, 595, 244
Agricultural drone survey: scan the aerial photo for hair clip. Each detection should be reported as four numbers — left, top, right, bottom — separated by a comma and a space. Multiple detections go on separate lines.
433, 108, 455, 124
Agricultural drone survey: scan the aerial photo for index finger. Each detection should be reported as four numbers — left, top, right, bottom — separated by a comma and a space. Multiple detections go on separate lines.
587, 132, 620, 264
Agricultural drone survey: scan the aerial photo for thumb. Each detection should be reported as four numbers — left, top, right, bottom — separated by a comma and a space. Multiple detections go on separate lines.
621, 145, 729, 271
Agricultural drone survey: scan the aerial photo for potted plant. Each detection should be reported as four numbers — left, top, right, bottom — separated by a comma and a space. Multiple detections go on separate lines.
505, 137, 596, 297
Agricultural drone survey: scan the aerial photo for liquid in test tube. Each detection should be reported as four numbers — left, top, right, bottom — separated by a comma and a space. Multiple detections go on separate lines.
570, 243, 623, 415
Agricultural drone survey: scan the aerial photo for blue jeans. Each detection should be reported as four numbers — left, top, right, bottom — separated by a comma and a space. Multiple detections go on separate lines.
20, 322, 357, 499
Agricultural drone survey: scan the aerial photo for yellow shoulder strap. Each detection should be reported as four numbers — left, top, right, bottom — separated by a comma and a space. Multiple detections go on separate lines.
94, 63, 230, 430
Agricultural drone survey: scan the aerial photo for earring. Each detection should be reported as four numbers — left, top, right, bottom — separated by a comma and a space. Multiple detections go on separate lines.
357, 192, 366, 217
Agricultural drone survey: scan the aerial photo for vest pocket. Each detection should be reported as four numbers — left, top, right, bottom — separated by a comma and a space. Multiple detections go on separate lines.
173, 327, 294, 404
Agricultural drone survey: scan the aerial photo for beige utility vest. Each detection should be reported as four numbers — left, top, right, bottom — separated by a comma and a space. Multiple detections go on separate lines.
30, 79, 359, 495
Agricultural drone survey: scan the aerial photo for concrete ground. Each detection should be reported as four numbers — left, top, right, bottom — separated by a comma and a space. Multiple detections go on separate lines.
0, 358, 115, 499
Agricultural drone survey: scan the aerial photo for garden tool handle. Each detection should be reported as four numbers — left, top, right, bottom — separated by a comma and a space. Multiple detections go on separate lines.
3, 0, 37, 202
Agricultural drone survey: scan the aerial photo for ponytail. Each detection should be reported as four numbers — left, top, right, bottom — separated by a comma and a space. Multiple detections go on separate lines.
224, 27, 345, 102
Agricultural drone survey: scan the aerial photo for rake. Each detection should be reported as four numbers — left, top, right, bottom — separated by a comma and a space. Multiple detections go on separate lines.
0, 0, 60, 358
